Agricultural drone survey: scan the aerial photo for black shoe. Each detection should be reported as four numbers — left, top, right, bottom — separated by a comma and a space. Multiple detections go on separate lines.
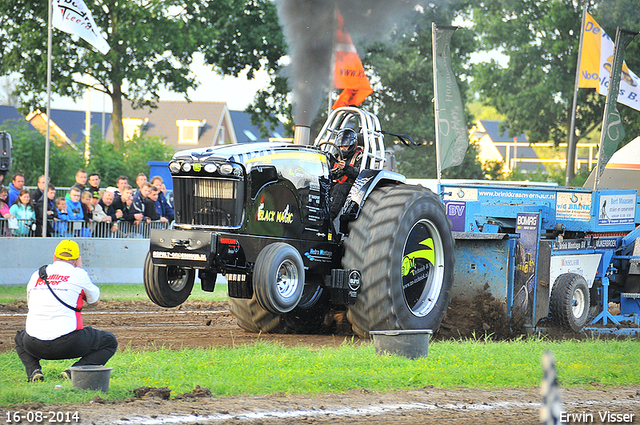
61, 369, 71, 380
29, 369, 44, 383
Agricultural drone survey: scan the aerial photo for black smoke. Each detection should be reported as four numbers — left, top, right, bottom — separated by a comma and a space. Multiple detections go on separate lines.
275, 0, 430, 126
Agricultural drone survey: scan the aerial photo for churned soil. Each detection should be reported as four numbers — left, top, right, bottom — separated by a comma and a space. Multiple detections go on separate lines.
2, 299, 639, 424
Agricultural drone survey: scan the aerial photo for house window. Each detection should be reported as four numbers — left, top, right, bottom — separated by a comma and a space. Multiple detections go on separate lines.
177, 119, 206, 145
123, 118, 147, 141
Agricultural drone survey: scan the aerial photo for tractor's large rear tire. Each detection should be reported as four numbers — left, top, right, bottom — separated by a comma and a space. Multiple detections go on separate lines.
550, 273, 590, 333
229, 296, 284, 333
344, 185, 454, 338
283, 279, 332, 333
143, 251, 195, 307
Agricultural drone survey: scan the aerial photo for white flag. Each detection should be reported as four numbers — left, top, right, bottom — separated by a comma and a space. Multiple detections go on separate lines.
52, 0, 110, 55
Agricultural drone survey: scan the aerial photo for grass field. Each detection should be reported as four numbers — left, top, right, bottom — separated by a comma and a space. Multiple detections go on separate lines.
0, 282, 229, 303
2, 284, 639, 406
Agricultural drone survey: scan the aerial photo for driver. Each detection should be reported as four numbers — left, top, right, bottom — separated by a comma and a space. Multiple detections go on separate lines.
330, 128, 363, 219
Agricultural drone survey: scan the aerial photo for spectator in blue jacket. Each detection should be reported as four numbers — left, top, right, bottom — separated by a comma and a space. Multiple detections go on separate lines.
8, 173, 25, 206
66, 187, 90, 237
53, 197, 70, 237
151, 176, 174, 219
148, 186, 169, 223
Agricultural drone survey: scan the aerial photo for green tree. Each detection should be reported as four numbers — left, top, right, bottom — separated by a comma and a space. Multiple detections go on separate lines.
86, 131, 173, 186
0, 119, 172, 188
0, 0, 283, 148
469, 0, 640, 184
365, 2, 482, 178
0, 120, 83, 186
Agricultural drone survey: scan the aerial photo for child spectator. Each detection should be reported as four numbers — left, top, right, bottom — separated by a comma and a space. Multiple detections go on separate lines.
81, 191, 93, 222
0, 186, 12, 219
54, 197, 70, 237
0, 186, 14, 236
9, 189, 36, 236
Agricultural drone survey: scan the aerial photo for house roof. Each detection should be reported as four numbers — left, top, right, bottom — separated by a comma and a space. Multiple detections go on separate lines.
474, 119, 543, 172
229, 110, 286, 143
104, 100, 237, 150
47, 108, 111, 142
0, 105, 23, 126
0, 105, 110, 147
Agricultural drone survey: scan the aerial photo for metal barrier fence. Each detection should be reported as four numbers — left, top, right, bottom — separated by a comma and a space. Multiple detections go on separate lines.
0, 218, 170, 239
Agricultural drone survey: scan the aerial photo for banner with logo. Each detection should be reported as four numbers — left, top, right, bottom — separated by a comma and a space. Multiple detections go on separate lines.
595, 28, 638, 182
432, 24, 468, 173
332, 13, 372, 109
52, 0, 110, 55
578, 12, 639, 112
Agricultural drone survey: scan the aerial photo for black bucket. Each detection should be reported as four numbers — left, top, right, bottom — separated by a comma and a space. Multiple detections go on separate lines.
369, 329, 432, 359
69, 365, 113, 393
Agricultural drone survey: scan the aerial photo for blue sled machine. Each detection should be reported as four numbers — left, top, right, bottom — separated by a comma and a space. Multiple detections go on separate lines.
439, 182, 640, 336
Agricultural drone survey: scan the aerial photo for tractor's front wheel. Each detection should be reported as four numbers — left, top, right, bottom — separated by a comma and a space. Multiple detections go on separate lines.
143, 251, 195, 307
344, 185, 454, 337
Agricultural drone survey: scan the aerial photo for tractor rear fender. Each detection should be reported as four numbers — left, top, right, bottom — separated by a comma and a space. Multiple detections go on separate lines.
341, 169, 407, 221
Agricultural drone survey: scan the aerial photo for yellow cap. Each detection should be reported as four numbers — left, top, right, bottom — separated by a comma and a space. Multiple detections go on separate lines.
54, 240, 80, 260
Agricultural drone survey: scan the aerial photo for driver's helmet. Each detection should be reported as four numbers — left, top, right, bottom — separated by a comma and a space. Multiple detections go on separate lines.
335, 128, 358, 158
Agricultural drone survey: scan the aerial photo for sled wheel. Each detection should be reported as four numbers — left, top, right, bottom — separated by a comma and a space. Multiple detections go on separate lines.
143, 251, 195, 307
283, 277, 332, 334
344, 185, 455, 338
229, 296, 284, 333
550, 273, 590, 332
253, 243, 305, 314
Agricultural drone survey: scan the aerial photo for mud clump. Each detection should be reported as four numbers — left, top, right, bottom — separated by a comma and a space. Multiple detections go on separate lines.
437, 291, 510, 340
175, 385, 213, 400
133, 386, 172, 400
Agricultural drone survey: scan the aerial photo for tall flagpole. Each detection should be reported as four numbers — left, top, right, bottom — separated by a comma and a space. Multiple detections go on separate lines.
565, 4, 588, 187
432, 22, 442, 183
42, 0, 53, 238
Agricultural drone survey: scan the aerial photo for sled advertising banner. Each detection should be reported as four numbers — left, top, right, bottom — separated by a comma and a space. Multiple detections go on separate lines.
512, 212, 541, 330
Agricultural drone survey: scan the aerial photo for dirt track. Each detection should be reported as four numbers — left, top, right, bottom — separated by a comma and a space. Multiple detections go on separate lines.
2, 300, 640, 424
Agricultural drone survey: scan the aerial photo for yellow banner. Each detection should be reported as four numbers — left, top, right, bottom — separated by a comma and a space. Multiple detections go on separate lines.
578, 12, 601, 88
577, 12, 640, 111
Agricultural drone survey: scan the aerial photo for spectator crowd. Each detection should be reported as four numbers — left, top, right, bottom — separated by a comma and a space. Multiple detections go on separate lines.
0, 171, 174, 237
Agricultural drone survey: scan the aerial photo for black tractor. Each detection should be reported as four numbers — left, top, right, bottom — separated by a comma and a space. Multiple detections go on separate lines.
144, 107, 455, 337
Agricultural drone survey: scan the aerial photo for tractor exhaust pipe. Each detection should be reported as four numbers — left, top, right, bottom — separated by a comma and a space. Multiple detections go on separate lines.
293, 125, 310, 145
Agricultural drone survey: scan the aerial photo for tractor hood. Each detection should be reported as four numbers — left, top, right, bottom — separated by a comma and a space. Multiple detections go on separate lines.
172, 142, 321, 165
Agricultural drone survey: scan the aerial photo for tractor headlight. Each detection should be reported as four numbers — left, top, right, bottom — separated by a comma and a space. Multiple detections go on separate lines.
169, 161, 181, 174
219, 163, 233, 175
182, 162, 192, 172
204, 163, 217, 173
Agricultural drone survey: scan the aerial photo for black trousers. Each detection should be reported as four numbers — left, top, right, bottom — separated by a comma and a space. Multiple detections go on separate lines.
330, 182, 353, 219
15, 327, 118, 379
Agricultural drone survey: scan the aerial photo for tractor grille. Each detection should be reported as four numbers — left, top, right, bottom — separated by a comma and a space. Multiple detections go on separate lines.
174, 177, 244, 227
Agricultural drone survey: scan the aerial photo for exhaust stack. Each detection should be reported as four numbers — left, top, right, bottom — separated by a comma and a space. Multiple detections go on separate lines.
293, 125, 311, 145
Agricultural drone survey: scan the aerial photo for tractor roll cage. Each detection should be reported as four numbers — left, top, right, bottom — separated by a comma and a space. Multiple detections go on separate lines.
314, 107, 386, 172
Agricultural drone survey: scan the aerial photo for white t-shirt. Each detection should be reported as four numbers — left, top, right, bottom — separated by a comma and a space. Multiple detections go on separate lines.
25, 261, 100, 340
